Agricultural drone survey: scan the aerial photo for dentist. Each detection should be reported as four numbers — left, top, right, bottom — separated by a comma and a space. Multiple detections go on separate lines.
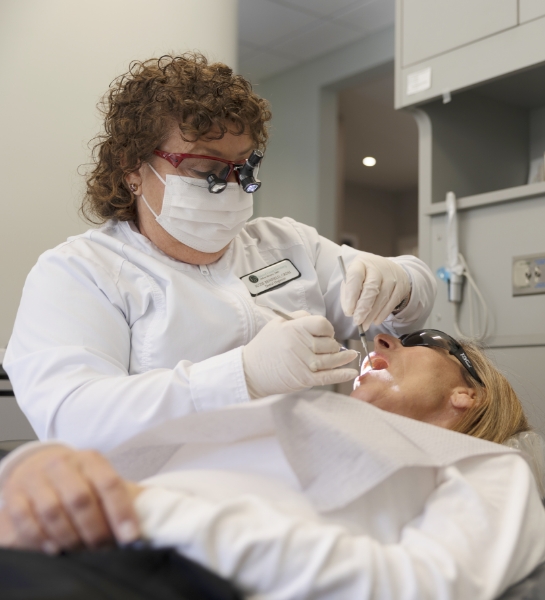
4, 53, 436, 451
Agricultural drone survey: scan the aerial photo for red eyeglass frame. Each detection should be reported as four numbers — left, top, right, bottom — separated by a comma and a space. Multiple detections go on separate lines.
153, 149, 246, 181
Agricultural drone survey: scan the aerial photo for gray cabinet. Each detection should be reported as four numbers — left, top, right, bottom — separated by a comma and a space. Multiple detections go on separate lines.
397, 3, 545, 436
402, 0, 517, 67
396, 0, 545, 108
520, 0, 545, 23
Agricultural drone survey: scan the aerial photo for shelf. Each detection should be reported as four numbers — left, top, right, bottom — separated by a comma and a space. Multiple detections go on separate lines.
424, 181, 545, 215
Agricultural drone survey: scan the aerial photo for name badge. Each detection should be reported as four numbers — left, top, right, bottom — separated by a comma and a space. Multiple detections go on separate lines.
240, 259, 301, 297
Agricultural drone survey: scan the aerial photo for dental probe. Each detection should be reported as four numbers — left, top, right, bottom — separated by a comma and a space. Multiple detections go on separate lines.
337, 256, 374, 369
271, 308, 351, 353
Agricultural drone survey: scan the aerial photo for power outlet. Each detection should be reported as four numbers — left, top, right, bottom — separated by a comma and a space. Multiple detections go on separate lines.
513, 253, 545, 296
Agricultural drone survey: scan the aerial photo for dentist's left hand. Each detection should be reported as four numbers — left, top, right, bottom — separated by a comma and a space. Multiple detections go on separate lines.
341, 252, 411, 331
0, 446, 141, 553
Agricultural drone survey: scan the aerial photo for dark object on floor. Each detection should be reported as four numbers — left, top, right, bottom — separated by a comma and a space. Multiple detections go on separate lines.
0, 546, 243, 599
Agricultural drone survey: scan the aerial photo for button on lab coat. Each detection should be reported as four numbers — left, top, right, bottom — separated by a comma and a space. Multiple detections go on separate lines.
5, 217, 436, 450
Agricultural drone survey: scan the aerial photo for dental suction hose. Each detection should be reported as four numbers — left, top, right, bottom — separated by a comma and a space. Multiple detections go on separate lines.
444, 191, 490, 341
446, 192, 464, 304
448, 272, 464, 303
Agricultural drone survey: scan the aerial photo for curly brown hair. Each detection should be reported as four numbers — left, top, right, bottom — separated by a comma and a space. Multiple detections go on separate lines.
82, 53, 272, 224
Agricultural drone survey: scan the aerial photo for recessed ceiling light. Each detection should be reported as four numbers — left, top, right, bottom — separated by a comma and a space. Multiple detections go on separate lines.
362, 157, 376, 167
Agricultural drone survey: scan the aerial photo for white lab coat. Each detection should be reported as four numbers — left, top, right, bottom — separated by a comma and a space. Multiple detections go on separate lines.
5, 217, 436, 450
120, 393, 545, 600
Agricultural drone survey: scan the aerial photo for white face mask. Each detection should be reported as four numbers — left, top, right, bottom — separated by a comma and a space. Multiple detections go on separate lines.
141, 163, 253, 253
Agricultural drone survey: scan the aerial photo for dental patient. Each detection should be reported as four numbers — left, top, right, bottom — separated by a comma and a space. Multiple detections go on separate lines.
0, 330, 544, 600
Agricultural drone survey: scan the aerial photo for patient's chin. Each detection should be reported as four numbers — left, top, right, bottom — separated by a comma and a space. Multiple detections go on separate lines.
350, 368, 394, 402
350, 375, 374, 400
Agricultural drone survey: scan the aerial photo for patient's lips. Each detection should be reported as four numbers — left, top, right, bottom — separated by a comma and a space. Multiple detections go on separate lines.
353, 352, 390, 391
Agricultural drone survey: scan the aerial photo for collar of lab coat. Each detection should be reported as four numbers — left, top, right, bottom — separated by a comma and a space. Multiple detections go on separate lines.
108, 391, 514, 512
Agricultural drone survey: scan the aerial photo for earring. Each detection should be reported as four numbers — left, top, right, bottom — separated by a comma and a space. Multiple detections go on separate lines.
129, 183, 138, 192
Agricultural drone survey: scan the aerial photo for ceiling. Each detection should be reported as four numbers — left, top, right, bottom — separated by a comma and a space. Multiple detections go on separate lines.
339, 69, 418, 192
237, 0, 417, 193
238, 0, 395, 82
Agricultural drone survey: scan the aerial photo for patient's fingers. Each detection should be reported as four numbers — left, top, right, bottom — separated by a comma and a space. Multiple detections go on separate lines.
25, 474, 80, 550
4, 490, 49, 551
47, 456, 112, 548
1, 446, 139, 552
0, 508, 17, 548
78, 450, 140, 545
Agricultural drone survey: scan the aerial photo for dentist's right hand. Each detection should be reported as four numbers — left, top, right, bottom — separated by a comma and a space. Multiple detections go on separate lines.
243, 311, 359, 399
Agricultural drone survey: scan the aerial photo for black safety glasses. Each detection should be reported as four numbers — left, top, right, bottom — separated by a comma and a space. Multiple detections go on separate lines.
399, 329, 484, 386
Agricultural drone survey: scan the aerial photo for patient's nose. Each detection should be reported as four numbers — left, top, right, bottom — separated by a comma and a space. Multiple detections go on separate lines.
374, 334, 401, 351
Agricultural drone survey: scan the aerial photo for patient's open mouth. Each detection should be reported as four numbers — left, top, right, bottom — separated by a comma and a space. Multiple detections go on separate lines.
353, 352, 390, 390
362, 353, 389, 373
353, 353, 389, 390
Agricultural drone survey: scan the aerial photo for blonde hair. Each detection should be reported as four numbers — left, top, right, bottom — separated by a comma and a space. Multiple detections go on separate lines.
450, 341, 530, 444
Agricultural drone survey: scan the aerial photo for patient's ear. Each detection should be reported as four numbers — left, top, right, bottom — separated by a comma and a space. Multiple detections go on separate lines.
449, 386, 477, 412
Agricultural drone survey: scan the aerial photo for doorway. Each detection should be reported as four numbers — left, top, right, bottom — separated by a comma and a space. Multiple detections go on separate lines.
337, 64, 419, 257
335, 63, 419, 396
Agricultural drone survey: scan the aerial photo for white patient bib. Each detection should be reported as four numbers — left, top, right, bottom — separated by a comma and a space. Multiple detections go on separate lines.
107, 391, 514, 512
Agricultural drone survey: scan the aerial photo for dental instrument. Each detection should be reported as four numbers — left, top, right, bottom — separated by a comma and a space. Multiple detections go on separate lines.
337, 256, 373, 369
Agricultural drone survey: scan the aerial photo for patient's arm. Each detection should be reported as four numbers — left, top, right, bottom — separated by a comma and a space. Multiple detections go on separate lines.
0, 445, 140, 553
135, 454, 545, 600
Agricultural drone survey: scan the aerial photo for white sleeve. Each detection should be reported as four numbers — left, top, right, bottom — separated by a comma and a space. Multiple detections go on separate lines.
289, 219, 437, 340
135, 454, 545, 600
4, 250, 250, 452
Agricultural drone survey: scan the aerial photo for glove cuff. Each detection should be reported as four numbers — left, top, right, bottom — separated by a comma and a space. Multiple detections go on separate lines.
245, 378, 261, 401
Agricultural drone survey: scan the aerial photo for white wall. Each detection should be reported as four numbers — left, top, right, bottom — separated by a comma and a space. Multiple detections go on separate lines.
254, 27, 394, 241
0, 0, 238, 348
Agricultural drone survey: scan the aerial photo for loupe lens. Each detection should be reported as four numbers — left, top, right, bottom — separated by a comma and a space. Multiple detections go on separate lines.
242, 180, 261, 193
207, 174, 227, 193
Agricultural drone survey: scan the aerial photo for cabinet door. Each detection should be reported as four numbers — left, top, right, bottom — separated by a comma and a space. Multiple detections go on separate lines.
402, 0, 518, 67
520, 0, 545, 23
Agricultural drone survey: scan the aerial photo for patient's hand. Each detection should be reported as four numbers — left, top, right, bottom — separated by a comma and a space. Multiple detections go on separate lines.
0, 446, 142, 554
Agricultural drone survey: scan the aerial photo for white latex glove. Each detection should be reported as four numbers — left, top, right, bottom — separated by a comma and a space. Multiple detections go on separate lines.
341, 252, 411, 331
243, 311, 359, 399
